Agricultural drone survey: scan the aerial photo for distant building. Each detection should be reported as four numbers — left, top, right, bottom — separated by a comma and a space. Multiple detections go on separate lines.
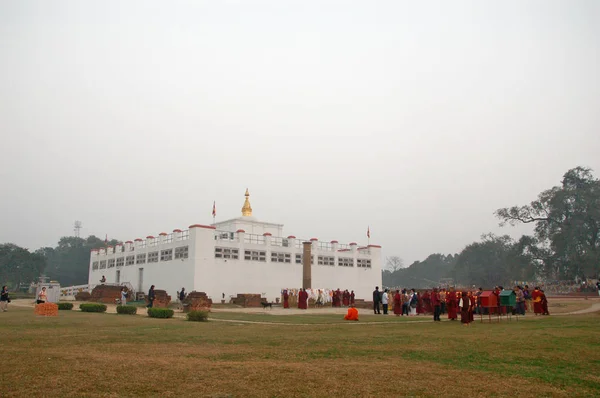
88, 190, 382, 301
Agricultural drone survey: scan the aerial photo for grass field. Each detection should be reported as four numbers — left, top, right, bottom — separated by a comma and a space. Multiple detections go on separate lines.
1, 305, 600, 397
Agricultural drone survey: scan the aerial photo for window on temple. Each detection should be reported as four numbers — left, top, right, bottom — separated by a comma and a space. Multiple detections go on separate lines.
107, 259, 115, 268
244, 250, 266, 262
175, 246, 189, 259
92, 261, 99, 270
126, 256, 135, 266
116, 257, 124, 267
271, 252, 291, 263
318, 256, 335, 266
338, 257, 354, 267
357, 259, 371, 268
99, 260, 107, 269
215, 247, 239, 259
148, 251, 159, 263
160, 249, 173, 262
136, 253, 147, 264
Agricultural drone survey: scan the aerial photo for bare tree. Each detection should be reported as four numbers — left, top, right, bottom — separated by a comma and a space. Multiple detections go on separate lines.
385, 256, 404, 272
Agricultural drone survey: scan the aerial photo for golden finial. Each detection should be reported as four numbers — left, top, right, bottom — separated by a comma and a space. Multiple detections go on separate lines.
242, 188, 253, 216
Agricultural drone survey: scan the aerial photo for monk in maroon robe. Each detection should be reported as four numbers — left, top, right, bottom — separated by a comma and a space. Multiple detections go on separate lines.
283, 290, 289, 309
446, 288, 458, 320
422, 291, 432, 314
342, 290, 350, 306
468, 292, 475, 322
350, 290, 355, 305
393, 290, 402, 316
541, 290, 550, 315
416, 293, 425, 315
532, 287, 543, 315
460, 291, 471, 325
298, 289, 308, 310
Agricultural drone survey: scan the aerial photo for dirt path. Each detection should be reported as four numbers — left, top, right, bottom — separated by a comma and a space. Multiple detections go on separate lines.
9, 299, 600, 326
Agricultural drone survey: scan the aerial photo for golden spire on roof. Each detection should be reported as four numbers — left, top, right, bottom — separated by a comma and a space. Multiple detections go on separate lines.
242, 188, 253, 217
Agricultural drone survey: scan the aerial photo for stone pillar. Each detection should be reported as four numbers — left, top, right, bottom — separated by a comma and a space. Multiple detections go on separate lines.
302, 241, 312, 289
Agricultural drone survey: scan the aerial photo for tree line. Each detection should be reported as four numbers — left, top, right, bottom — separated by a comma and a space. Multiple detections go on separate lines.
384, 166, 600, 288
0, 236, 120, 290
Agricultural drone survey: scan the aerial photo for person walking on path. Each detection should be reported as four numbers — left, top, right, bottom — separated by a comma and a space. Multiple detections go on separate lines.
372, 286, 381, 314
0, 286, 10, 312
147, 285, 156, 308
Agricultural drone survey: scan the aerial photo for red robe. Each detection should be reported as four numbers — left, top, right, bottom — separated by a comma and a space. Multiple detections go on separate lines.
532, 289, 543, 314
460, 293, 471, 324
342, 291, 350, 306
393, 293, 402, 315
446, 291, 458, 319
298, 290, 308, 310
416, 294, 425, 314
541, 293, 549, 315
283, 291, 289, 309
422, 291, 432, 313
469, 296, 475, 322
350, 292, 355, 305
431, 291, 440, 307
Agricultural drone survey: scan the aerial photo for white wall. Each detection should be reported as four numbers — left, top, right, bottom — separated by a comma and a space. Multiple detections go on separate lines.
88, 224, 382, 303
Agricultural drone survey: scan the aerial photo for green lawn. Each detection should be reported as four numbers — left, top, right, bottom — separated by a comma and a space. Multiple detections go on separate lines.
1, 306, 599, 397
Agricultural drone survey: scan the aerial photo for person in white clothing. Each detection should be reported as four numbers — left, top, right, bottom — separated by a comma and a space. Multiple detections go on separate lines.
381, 289, 389, 314
409, 289, 418, 316
120, 287, 128, 306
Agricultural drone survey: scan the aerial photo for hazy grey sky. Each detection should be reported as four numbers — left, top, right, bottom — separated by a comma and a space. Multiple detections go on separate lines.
1, 1, 599, 264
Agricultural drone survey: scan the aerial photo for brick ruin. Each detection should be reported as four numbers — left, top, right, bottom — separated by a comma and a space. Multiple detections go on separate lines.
89, 285, 125, 304
231, 293, 266, 308
147, 289, 171, 308
75, 291, 92, 301
182, 291, 212, 312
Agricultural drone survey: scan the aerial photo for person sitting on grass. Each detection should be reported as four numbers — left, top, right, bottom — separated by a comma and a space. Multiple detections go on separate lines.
344, 305, 359, 321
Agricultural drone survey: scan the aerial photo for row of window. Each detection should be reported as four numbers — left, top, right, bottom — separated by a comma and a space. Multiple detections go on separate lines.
212, 248, 371, 268
92, 246, 189, 270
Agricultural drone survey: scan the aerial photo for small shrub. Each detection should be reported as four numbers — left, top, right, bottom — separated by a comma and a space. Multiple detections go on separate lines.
116, 305, 137, 315
79, 303, 107, 313
147, 308, 174, 319
57, 302, 74, 310
187, 310, 209, 322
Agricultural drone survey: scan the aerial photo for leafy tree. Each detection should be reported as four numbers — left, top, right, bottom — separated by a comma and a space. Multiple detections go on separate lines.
383, 253, 456, 288
0, 243, 46, 289
496, 167, 600, 279
37, 235, 120, 286
452, 234, 535, 287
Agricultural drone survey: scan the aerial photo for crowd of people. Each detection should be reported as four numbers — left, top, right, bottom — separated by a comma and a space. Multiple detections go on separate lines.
374, 285, 551, 324
282, 288, 356, 309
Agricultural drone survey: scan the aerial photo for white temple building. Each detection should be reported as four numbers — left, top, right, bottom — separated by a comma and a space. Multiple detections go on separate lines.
88, 190, 382, 302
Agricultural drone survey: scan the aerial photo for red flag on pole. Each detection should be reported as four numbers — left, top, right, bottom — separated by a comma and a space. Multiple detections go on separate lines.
212, 201, 216, 218
367, 226, 370, 239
